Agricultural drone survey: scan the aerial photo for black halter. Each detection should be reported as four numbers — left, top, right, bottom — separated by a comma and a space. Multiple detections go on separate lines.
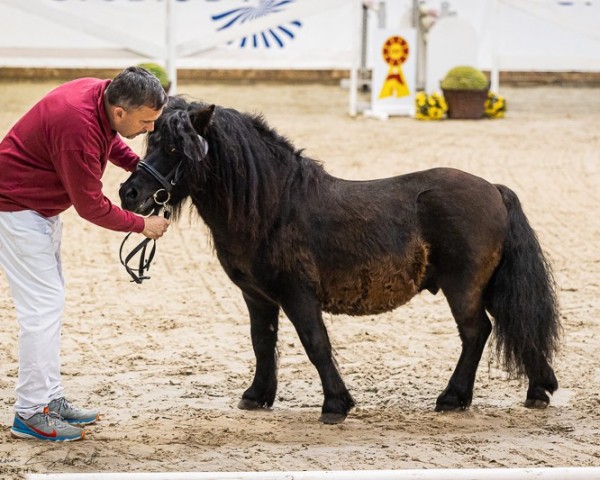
119, 134, 209, 284
119, 160, 181, 284
137, 160, 183, 208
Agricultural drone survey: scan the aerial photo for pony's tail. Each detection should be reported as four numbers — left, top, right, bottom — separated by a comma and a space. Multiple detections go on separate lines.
484, 185, 561, 380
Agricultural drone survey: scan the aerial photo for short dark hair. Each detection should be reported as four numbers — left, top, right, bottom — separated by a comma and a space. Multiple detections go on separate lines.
105, 66, 167, 111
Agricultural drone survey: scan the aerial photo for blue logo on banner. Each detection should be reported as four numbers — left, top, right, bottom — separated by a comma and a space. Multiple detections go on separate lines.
212, 0, 302, 48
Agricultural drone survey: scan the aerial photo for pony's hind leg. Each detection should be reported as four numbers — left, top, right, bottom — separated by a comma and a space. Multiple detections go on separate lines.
238, 292, 280, 410
436, 287, 493, 411
484, 184, 561, 409
415, 179, 506, 411
524, 351, 558, 408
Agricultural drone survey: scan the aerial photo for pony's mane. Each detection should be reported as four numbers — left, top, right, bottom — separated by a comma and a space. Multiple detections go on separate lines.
168, 96, 328, 239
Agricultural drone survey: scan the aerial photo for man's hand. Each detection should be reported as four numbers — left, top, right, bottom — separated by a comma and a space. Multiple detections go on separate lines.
142, 215, 171, 239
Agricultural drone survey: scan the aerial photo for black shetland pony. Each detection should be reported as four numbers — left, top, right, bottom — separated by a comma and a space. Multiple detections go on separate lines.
119, 97, 560, 424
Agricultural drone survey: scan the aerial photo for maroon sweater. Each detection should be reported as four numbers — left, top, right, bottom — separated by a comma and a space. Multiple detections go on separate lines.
0, 78, 145, 233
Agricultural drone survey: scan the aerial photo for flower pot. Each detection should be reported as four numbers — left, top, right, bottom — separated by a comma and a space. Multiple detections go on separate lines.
442, 88, 489, 119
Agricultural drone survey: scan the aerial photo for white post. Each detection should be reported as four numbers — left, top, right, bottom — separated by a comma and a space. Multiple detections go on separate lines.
490, 0, 500, 92
349, 0, 362, 117
165, 0, 177, 95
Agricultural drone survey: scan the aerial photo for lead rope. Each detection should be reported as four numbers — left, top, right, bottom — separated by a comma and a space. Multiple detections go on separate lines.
119, 206, 171, 284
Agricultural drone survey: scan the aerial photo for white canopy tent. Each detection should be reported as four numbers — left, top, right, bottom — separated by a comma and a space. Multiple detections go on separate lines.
0, 0, 350, 95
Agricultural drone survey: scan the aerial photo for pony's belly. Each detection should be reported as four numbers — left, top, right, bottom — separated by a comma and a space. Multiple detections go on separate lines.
319, 250, 428, 316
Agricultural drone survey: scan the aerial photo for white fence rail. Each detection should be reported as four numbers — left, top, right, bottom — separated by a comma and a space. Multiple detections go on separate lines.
25, 467, 600, 480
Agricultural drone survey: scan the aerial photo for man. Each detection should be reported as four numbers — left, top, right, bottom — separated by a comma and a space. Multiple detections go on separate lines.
0, 66, 170, 442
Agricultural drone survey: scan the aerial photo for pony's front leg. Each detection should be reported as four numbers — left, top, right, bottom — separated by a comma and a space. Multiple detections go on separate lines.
238, 292, 280, 410
279, 282, 355, 424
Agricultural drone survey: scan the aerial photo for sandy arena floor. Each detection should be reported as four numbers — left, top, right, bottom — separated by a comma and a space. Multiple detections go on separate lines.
0, 80, 599, 478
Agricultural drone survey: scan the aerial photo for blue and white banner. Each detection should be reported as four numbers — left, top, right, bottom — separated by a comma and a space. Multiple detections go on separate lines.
0, 0, 354, 69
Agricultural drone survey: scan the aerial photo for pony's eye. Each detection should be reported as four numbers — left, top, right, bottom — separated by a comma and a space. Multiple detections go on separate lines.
169, 146, 177, 154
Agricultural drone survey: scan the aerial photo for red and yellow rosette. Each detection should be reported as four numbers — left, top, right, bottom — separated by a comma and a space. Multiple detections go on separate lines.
378, 35, 410, 99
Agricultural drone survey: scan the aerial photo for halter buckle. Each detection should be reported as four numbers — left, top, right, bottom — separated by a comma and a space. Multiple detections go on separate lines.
153, 189, 171, 205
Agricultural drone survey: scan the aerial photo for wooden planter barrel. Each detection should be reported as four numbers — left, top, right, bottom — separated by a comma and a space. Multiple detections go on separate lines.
442, 88, 489, 119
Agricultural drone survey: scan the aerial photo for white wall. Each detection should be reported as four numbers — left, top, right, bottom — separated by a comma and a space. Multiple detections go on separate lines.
444, 0, 600, 71
0, 0, 598, 72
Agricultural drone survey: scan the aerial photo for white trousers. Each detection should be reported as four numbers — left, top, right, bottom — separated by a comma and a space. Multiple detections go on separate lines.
0, 210, 65, 418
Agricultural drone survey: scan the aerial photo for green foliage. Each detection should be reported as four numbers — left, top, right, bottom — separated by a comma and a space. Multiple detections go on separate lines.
441, 66, 488, 91
137, 62, 170, 89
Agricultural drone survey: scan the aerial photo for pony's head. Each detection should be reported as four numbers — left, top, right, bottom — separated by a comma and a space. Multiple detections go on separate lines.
119, 99, 215, 217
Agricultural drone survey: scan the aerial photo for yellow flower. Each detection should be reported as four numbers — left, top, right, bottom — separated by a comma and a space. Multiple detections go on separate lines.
414, 91, 447, 121
484, 91, 507, 119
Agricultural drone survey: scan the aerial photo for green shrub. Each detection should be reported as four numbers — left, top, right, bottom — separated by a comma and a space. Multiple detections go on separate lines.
441, 66, 488, 90
137, 62, 170, 90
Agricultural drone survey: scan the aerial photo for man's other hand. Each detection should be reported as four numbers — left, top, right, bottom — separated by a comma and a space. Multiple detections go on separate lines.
142, 215, 171, 239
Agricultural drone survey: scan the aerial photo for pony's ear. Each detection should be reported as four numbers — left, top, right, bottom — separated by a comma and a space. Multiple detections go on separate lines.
189, 105, 215, 136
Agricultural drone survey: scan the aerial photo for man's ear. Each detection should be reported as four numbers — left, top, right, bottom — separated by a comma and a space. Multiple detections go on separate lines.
113, 106, 127, 121
189, 105, 215, 135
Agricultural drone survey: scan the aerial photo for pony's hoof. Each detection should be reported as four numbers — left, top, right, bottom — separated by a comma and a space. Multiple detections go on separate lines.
238, 398, 265, 410
435, 386, 471, 412
525, 398, 549, 409
435, 396, 470, 412
319, 412, 347, 424
435, 404, 463, 412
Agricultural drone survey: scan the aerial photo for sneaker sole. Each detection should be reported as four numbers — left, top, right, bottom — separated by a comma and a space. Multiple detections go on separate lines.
10, 427, 85, 442
65, 415, 99, 426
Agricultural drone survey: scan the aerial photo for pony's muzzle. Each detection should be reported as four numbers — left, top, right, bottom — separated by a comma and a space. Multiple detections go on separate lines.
136, 195, 159, 215
119, 184, 138, 210
134, 190, 170, 214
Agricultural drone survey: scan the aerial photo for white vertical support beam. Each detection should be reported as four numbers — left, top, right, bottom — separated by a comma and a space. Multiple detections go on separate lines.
349, 0, 362, 117
490, 0, 500, 92
413, 0, 426, 91
165, 0, 177, 95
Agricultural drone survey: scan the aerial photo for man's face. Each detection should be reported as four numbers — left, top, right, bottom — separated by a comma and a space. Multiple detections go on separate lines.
114, 105, 163, 139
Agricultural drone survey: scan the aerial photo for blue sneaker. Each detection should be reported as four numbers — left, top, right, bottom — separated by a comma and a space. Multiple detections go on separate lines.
11, 407, 85, 442
48, 397, 99, 426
